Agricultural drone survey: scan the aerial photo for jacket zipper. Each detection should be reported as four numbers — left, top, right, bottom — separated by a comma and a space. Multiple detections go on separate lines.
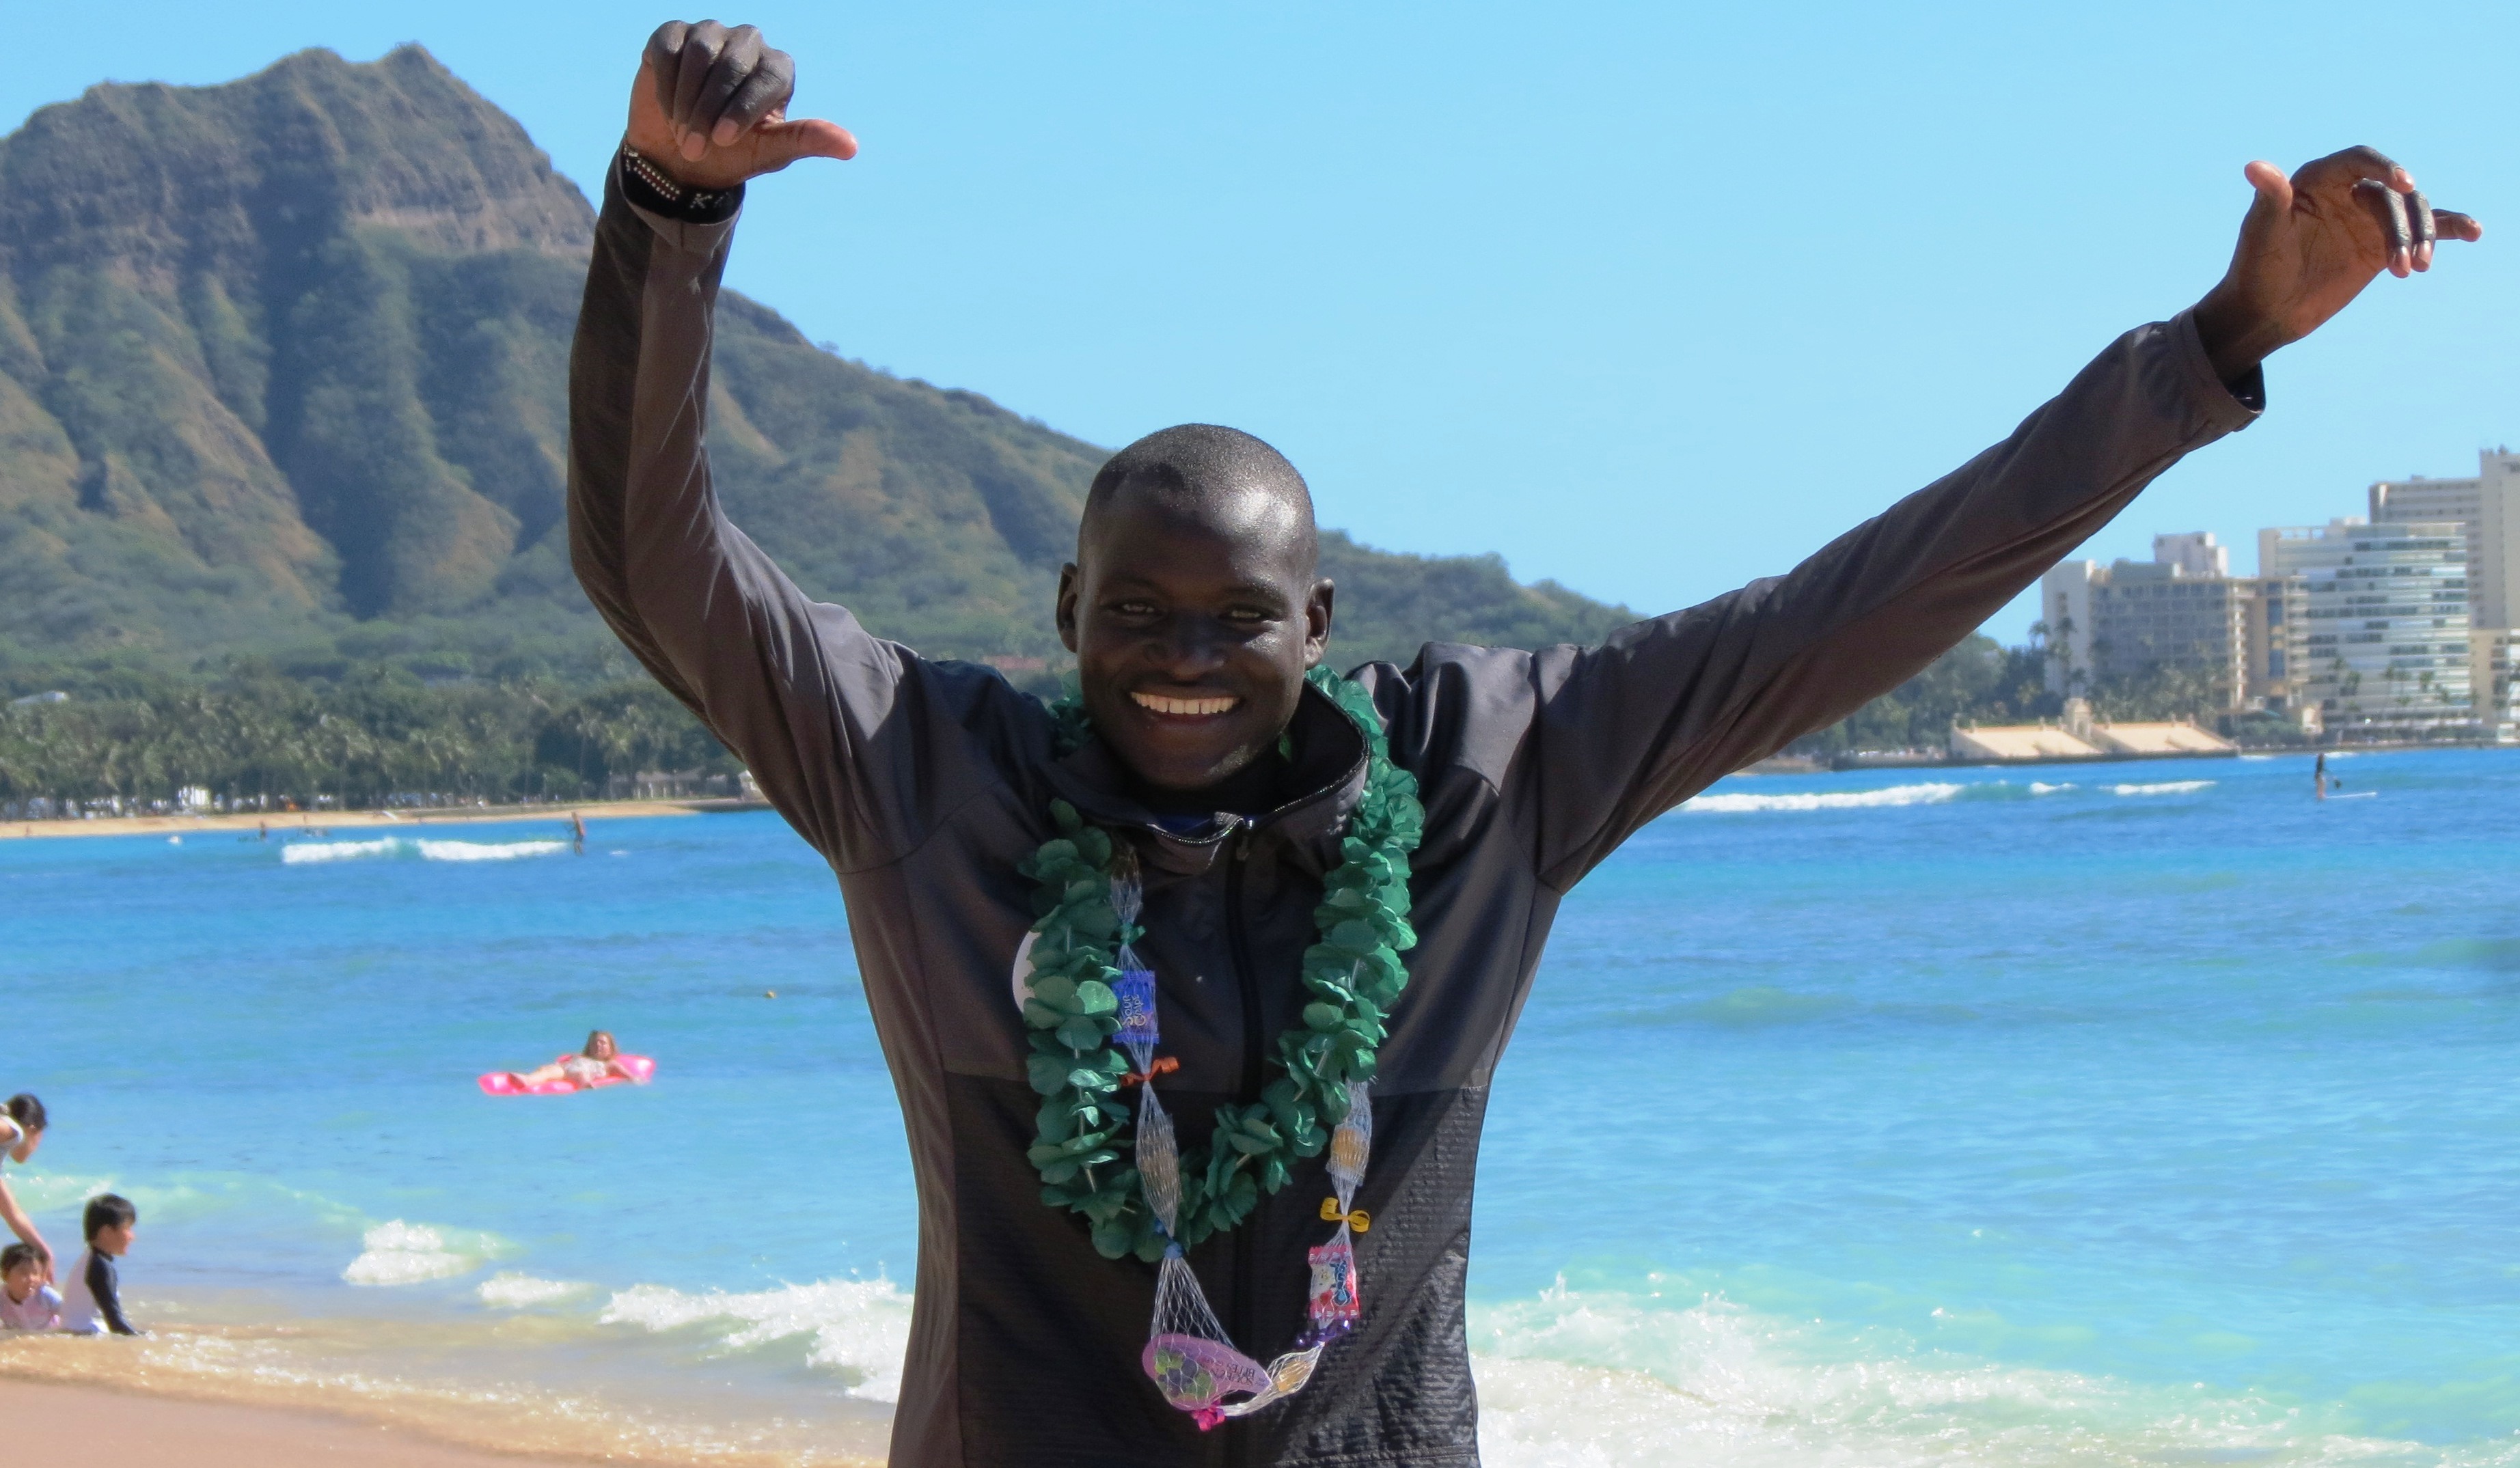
1224, 821, 1259, 1468
1224, 822, 1264, 1098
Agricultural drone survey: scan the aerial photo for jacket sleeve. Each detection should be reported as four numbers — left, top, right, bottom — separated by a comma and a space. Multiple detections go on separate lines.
90, 1254, 136, 1336
569, 156, 957, 871
1460, 311, 2260, 890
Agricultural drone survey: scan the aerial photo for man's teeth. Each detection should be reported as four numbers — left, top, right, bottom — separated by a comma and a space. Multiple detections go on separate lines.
1131, 692, 1240, 717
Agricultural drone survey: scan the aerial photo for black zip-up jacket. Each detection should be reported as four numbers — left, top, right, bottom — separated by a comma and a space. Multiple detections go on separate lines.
569, 156, 2260, 1467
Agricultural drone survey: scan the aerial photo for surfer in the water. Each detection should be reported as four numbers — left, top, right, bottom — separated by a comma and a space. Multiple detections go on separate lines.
569, 18, 2477, 1464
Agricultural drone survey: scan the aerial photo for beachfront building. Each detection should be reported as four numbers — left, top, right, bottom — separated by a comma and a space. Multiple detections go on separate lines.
2258, 518, 2474, 738
2040, 559, 2098, 696
1949, 698, 2238, 762
2038, 532, 2256, 709
2369, 449, 2520, 628
2474, 627, 2520, 741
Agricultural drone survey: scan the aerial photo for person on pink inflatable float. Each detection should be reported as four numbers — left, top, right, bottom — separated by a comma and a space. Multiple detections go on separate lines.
510, 1030, 634, 1090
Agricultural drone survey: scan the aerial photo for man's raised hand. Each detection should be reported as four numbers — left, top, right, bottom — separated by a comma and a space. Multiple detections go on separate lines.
630, 20, 856, 190
2194, 146, 2480, 383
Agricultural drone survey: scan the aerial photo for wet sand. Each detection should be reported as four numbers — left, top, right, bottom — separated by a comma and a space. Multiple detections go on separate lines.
0, 1376, 614, 1465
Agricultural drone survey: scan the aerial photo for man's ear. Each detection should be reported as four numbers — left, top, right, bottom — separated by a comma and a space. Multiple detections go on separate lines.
1303, 578, 1334, 667
1056, 563, 1082, 652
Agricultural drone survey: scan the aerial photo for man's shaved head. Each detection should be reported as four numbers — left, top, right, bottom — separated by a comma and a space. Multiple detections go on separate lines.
1057, 424, 1335, 797
1079, 424, 1318, 573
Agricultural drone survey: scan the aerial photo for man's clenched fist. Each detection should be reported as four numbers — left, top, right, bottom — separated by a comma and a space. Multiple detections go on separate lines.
629, 20, 856, 190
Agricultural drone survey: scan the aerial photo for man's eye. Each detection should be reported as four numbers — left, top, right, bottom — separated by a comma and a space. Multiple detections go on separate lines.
1110, 600, 1160, 617
1224, 608, 1273, 624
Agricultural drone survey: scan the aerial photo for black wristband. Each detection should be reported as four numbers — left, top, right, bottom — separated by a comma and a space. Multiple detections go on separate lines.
617, 144, 744, 224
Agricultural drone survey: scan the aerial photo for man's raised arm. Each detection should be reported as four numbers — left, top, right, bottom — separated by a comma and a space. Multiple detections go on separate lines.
568, 23, 909, 864
1488, 148, 2478, 887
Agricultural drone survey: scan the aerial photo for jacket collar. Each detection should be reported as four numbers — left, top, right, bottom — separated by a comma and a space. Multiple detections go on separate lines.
1042, 679, 1369, 879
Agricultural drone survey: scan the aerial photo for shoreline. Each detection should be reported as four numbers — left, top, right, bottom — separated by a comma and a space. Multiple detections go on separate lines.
0, 797, 769, 841
0, 1376, 617, 1466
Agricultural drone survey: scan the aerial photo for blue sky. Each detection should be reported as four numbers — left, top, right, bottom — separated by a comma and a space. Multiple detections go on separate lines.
15, 3, 2513, 639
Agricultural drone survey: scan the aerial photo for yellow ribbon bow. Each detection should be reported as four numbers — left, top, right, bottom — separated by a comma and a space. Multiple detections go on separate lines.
1319, 1198, 1371, 1233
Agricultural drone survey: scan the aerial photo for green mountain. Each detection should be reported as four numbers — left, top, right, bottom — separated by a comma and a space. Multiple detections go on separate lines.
0, 44, 1634, 693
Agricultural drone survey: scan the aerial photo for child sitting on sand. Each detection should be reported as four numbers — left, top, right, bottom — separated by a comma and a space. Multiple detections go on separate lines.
509, 1030, 634, 1090
0, 1241, 59, 1329
59, 1194, 141, 1336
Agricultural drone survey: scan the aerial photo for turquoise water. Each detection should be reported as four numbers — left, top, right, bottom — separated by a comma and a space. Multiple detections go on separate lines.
4, 749, 2518, 1465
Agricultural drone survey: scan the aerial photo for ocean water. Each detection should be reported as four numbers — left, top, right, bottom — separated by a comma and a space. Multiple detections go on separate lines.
3, 749, 2519, 1465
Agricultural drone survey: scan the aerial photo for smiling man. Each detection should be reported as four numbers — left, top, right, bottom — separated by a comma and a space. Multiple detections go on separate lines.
569, 20, 2477, 1468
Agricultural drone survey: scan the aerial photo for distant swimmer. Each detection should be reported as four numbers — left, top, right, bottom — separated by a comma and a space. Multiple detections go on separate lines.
571, 809, 588, 855
2314, 752, 2327, 800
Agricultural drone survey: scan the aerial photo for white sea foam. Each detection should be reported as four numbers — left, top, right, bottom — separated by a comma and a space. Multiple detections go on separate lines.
1468, 1284, 2420, 1468
1684, 782, 1962, 814
2109, 779, 2215, 797
280, 837, 567, 865
2028, 781, 2075, 794
477, 1271, 594, 1307
599, 1277, 915, 1402
342, 1220, 502, 1286
415, 838, 567, 862
281, 837, 401, 864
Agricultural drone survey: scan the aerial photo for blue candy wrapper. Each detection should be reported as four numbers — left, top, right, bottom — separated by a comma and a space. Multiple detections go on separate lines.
1114, 965, 1160, 1046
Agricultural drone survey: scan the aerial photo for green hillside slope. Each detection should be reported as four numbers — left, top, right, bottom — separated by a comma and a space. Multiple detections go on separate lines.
0, 44, 1634, 691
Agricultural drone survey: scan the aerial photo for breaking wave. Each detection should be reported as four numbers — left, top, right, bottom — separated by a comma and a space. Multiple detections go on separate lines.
342, 1220, 508, 1286
1469, 1284, 2463, 1468
1684, 782, 1962, 814
600, 1278, 916, 1403
2109, 780, 2215, 797
478, 1271, 595, 1307
282, 837, 567, 864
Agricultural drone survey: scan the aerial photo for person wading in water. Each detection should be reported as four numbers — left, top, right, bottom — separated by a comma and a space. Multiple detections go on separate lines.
569, 18, 2477, 1465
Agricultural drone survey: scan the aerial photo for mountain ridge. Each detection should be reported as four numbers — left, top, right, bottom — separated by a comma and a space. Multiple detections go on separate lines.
0, 44, 1636, 691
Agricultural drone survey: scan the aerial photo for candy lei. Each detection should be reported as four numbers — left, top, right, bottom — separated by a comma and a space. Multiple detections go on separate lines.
1015, 665, 1424, 1427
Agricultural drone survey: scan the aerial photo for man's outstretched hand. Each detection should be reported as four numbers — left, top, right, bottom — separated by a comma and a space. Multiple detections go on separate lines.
2194, 147, 2480, 383
629, 20, 857, 191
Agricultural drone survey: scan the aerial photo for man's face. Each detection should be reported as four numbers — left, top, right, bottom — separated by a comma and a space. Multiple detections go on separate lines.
1058, 486, 1332, 794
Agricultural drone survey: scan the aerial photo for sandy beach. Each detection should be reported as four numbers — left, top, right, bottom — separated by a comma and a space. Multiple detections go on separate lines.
0, 1376, 610, 1466
0, 798, 754, 841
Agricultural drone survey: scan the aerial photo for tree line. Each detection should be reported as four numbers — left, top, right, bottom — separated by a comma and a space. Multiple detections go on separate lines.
1781, 633, 2295, 759
0, 661, 736, 816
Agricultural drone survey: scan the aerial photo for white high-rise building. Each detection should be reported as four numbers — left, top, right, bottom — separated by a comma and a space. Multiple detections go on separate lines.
2038, 534, 2255, 708
2258, 518, 2473, 736
2152, 531, 2230, 579
2038, 559, 2099, 696
2474, 628, 2520, 740
2369, 449, 2520, 629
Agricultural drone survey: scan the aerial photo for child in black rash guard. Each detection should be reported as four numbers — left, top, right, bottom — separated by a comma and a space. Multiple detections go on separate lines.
59, 1193, 140, 1336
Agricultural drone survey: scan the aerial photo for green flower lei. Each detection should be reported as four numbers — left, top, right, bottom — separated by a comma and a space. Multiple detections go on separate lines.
1018, 666, 1425, 1262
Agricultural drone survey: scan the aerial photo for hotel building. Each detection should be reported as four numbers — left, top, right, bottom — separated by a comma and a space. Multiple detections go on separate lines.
2258, 519, 2473, 738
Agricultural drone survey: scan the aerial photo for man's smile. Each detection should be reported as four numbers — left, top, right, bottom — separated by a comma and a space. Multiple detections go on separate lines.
1129, 691, 1242, 718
